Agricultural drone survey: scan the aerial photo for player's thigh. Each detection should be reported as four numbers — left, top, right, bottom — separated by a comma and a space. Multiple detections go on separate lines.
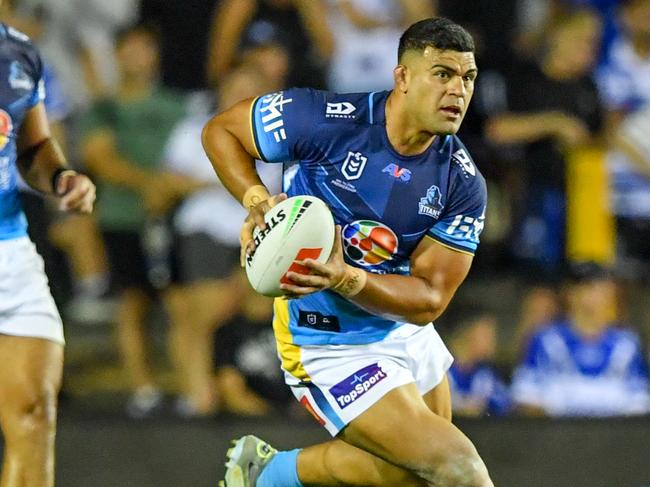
423, 373, 452, 420
338, 381, 471, 471
0, 335, 63, 419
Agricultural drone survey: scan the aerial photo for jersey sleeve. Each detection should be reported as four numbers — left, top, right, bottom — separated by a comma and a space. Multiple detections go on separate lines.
250, 88, 318, 163
426, 154, 487, 255
8, 26, 46, 109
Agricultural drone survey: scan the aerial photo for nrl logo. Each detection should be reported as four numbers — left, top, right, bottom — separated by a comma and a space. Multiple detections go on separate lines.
418, 185, 445, 219
341, 151, 367, 181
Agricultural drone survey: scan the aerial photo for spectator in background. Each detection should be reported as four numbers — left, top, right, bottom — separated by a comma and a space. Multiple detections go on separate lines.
596, 0, 650, 282
447, 310, 511, 417
486, 9, 604, 277
515, 0, 620, 63
214, 291, 293, 416
6, 0, 137, 110
324, 0, 434, 93
510, 285, 561, 362
207, 0, 333, 88
162, 65, 283, 417
611, 103, 650, 279
139, 0, 220, 93
238, 34, 291, 93
511, 261, 650, 417
78, 24, 187, 417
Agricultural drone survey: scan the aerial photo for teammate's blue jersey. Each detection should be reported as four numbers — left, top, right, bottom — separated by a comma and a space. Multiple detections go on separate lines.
0, 24, 45, 240
251, 89, 487, 346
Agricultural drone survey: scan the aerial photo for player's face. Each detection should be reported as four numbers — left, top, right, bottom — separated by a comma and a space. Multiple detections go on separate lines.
402, 48, 477, 135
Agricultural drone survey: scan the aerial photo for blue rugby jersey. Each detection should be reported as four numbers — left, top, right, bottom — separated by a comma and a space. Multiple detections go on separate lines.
0, 24, 45, 240
251, 89, 487, 346
511, 321, 650, 416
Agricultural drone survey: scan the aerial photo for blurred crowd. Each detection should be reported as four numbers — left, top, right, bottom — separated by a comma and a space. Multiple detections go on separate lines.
2, 0, 650, 420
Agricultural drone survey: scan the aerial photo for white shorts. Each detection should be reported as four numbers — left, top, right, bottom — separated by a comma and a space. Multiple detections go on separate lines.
0, 237, 64, 344
281, 323, 453, 436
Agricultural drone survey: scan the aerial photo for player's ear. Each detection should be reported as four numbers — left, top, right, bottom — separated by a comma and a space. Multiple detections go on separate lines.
394, 65, 409, 93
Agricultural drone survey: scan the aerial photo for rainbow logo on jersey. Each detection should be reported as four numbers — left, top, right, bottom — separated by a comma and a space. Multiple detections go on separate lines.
342, 220, 398, 267
0, 110, 13, 150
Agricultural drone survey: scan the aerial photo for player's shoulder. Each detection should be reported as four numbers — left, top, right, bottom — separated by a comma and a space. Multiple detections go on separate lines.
607, 324, 642, 346
1, 23, 37, 53
0, 23, 41, 68
281, 87, 384, 126
446, 135, 486, 191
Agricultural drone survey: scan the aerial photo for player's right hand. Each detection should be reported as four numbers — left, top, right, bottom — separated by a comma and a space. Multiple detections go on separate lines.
239, 193, 287, 267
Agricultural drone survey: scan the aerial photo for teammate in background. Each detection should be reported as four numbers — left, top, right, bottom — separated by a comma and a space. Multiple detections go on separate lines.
203, 17, 493, 487
0, 19, 95, 487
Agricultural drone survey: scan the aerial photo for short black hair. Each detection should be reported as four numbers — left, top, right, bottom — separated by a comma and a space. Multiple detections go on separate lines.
398, 17, 475, 61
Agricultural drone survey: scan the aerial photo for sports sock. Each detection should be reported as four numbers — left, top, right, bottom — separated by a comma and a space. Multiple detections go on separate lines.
256, 449, 304, 487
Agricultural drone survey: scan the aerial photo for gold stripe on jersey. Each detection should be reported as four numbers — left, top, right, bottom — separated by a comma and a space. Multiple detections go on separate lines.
273, 298, 310, 382
249, 96, 262, 160
424, 234, 475, 256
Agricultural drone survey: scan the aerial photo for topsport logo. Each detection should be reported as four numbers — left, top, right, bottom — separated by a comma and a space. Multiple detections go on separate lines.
0, 110, 13, 150
330, 363, 387, 409
342, 220, 398, 267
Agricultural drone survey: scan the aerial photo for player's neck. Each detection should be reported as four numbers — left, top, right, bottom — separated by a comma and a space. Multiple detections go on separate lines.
385, 92, 436, 156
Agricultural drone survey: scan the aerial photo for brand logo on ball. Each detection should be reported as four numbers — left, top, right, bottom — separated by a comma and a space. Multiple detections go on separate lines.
0, 110, 13, 150
330, 363, 387, 409
342, 220, 398, 266
341, 151, 367, 180
284, 198, 313, 235
246, 209, 287, 267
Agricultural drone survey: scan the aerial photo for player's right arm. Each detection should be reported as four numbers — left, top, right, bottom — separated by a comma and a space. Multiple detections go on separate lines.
201, 97, 268, 205
201, 97, 287, 264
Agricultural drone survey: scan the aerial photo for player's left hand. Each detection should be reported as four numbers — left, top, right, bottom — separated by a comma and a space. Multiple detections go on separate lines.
280, 225, 347, 298
54, 170, 96, 213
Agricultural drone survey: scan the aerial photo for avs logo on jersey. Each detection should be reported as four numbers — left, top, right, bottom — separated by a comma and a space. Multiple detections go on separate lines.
330, 363, 387, 409
259, 92, 293, 143
419, 185, 445, 219
341, 151, 367, 180
452, 149, 476, 177
9, 61, 34, 92
326, 102, 356, 119
382, 163, 411, 182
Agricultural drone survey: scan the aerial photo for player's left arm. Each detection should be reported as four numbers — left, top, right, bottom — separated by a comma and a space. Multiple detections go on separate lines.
283, 229, 473, 325
17, 102, 95, 213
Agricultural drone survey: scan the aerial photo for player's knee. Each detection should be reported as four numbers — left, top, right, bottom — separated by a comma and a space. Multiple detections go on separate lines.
414, 443, 489, 487
7, 387, 58, 441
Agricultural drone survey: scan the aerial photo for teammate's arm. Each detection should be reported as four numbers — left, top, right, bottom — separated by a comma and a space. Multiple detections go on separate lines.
283, 232, 473, 325
17, 102, 95, 212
